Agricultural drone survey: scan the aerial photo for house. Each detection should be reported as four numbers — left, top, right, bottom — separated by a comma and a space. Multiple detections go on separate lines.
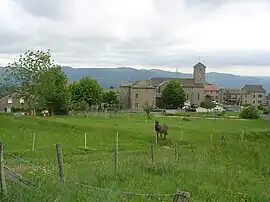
220, 85, 267, 106
0, 92, 25, 112
219, 88, 243, 105
241, 85, 266, 106
266, 94, 270, 106
204, 83, 222, 101
120, 62, 208, 110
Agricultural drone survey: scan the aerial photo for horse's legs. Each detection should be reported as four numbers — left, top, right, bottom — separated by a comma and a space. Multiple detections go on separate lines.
163, 132, 167, 140
156, 131, 159, 143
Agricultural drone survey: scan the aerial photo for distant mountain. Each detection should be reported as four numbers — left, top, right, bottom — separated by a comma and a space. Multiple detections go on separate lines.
61, 66, 270, 92
1, 66, 270, 92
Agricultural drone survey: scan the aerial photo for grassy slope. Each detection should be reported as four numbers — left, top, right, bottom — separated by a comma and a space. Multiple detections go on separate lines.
0, 113, 270, 201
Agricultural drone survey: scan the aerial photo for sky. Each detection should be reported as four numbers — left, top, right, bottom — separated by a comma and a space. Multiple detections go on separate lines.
0, 0, 270, 76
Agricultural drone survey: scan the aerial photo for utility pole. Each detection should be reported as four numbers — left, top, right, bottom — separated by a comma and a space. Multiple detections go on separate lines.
239, 86, 242, 112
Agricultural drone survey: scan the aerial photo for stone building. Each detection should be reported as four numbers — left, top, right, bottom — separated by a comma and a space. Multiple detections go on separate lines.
219, 85, 266, 106
119, 62, 208, 110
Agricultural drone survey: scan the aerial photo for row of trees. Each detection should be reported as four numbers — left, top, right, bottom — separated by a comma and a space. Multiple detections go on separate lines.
3, 50, 119, 115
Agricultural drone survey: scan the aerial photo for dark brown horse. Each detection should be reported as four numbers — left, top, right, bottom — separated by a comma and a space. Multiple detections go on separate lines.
155, 121, 169, 141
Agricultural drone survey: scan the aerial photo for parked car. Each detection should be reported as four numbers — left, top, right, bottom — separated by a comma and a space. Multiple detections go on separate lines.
185, 107, 197, 112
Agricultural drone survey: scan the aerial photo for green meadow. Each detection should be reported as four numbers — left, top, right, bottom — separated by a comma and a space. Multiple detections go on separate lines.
0, 113, 270, 202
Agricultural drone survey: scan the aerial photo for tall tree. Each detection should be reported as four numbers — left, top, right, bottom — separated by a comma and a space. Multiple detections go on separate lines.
69, 77, 103, 107
162, 80, 186, 109
102, 90, 119, 106
36, 66, 69, 115
3, 49, 57, 112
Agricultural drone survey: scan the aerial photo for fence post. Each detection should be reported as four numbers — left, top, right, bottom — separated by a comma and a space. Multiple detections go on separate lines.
0, 141, 7, 196
32, 133, 36, 152
173, 190, 190, 202
151, 136, 155, 165
114, 132, 119, 173
174, 143, 178, 159
56, 143, 65, 184
84, 133, 87, 148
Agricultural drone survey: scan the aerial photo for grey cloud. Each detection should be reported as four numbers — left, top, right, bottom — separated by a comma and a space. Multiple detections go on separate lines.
13, 0, 68, 20
1, 0, 270, 70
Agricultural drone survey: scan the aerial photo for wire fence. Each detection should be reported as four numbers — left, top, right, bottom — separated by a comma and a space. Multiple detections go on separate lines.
3, 146, 194, 201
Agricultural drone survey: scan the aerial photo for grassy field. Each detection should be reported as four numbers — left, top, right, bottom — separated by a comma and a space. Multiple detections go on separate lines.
0, 112, 270, 201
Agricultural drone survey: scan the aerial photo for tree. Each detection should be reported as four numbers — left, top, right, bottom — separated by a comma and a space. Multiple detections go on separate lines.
69, 77, 103, 107
240, 106, 260, 119
143, 103, 153, 119
3, 49, 57, 113
162, 80, 186, 109
200, 99, 216, 113
70, 100, 89, 117
36, 66, 69, 115
102, 90, 119, 106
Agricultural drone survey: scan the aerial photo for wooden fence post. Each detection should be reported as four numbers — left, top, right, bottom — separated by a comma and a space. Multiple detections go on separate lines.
56, 143, 65, 184
114, 132, 119, 173
84, 133, 87, 148
174, 143, 178, 159
173, 190, 190, 202
32, 133, 36, 152
151, 136, 155, 165
0, 141, 7, 196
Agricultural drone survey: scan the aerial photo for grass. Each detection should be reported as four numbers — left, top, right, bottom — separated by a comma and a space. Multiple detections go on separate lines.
164, 111, 240, 118
0, 112, 270, 201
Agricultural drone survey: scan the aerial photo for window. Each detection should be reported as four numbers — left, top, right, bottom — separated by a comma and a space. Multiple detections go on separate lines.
186, 94, 189, 99
198, 93, 200, 100
253, 100, 255, 104
7, 97, 12, 104
210, 90, 213, 94
253, 94, 256, 98
135, 103, 139, 108
258, 94, 262, 98
19, 98, 24, 104
135, 93, 138, 99
258, 100, 262, 104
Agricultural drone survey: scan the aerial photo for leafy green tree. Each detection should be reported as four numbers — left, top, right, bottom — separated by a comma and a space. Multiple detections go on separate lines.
70, 100, 89, 117
200, 99, 216, 113
69, 77, 103, 107
3, 49, 57, 112
36, 66, 69, 115
162, 80, 186, 109
102, 90, 119, 106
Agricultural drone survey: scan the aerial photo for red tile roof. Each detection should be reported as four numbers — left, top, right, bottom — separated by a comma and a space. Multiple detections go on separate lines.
204, 84, 221, 91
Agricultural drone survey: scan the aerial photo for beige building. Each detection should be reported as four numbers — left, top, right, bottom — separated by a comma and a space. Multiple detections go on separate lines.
0, 92, 25, 112
120, 62, 208, 110
204, 83, 222, 101
220, 85, 267, 106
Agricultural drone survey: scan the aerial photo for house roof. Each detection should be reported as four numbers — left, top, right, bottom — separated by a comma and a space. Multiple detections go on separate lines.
242, 85, 266, 93
131, 80, 155, 89
204, 84, 222, 91
150, 77, 204, 88
221, 88, 243, 94
193, 62, 206, 69
120, 82, 133, 87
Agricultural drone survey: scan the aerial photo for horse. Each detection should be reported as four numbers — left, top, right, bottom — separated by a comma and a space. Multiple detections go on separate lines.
154, 121, 169, 141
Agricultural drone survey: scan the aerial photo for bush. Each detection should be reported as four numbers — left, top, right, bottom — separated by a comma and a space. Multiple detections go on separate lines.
217, 111, 225, 117
182, 117, 191, 121
262, 109, 270, 115
240, 106, 260, 119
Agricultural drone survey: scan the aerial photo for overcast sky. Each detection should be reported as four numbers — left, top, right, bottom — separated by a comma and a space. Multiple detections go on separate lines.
1, 0, 270, 76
